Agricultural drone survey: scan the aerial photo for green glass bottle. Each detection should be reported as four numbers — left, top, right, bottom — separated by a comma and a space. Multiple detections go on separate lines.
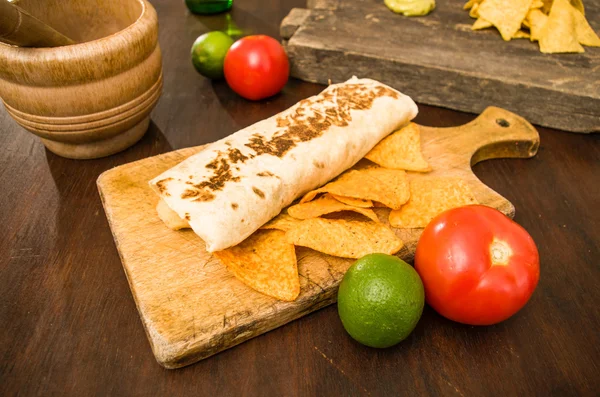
185, 0, 233, 14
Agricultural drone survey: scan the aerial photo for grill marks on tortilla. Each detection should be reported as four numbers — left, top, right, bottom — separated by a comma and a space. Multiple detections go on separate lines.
178, 147, 247, 202
227, 148, 248, 163
181, 83, 398, 201
181, 189, 215, 202
155, 178, 173, 196
246, 134, 296, 158
257, 171, 274, 177
247, 83, 398, 158
253, 187, 265, 199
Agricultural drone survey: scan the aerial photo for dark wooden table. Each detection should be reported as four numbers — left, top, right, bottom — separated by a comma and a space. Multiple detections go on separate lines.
1, 1, 599, 396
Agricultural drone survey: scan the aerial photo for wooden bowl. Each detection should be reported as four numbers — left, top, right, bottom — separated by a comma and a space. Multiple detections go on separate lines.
0, 0, 162, 159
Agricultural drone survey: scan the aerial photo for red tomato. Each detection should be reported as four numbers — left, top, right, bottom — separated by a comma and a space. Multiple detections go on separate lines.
224, 35, 289, 101
414, 205, 540, 326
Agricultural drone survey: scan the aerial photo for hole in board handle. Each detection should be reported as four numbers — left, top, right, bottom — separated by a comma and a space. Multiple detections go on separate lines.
496, 118, 510, 128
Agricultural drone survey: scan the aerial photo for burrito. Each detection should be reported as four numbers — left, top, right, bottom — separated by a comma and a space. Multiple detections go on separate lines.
149, 77, 418, 252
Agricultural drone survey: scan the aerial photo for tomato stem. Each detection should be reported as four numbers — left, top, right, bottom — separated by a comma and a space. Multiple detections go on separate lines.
490, 239, 512, 266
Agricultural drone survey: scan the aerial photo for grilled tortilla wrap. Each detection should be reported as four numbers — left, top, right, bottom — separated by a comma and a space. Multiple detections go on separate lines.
149, 77, 417, 252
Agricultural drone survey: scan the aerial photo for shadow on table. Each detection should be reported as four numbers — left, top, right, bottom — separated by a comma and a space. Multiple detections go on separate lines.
44, 119, 172, 195
44, 119, 172, 269
33, 121, 170, 361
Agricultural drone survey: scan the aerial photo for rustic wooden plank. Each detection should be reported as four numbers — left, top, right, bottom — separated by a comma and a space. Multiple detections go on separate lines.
282, 0, 600, 133
307, 0, 339, 10
280, 8, 312, 40
97, 107, 539, 368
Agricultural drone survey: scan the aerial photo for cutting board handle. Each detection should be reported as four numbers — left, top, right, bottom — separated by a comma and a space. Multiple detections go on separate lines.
421, 107, 540, 168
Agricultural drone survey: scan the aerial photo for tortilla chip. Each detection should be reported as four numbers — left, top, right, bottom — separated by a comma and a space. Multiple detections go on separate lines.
261, 212, 302, 232
570, 0, 584, 15
473, 17, 494, 30
530, 0, 544, 8
513, 30, 531, 39
389, 178, 478, 228
300, 167, 410, 210
527, 8, 548, 41
469, 3, 480, 18
288, 194, 380, 222
364, 123, 431, 172
542, 0, 553, 13
478, 0, 534, 41
330, 194, 373, 208
539, 0, 584, 53
286, 218, 403, 259
571, 5, 600, 47
157, 199, 190, 230
213, 229, 300, 301
464, 0, 483, 10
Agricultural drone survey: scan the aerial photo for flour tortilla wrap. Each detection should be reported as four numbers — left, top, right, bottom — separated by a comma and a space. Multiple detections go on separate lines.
149, 77, 418, 252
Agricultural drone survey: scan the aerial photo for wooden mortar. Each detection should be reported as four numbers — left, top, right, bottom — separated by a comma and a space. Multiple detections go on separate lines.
0, 0, 163, 159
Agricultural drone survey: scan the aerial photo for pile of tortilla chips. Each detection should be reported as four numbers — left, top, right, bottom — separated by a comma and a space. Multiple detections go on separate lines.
466, 0, 600, 53
165, 123, 480, 301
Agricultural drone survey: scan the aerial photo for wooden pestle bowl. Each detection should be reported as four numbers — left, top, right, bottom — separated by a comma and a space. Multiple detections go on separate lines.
0, 0, 162, 159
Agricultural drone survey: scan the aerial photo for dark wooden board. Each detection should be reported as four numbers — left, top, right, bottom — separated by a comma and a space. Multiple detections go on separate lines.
281, 0, 600, 133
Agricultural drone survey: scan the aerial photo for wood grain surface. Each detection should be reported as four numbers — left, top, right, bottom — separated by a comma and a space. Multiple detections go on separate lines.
1, 0, 599, 395
0, 1, 75, 47
281, 0, 600, 133
97, 107, 539, 368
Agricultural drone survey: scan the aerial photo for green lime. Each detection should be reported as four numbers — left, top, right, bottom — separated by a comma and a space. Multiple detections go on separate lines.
337, 253, 425, 348
190, 31, 234, 79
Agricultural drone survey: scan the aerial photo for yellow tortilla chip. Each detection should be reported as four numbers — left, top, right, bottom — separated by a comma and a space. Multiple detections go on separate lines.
527, 8, 548, 41
286, 218, 403, 259
463, 0, 483, 10
330, 194, 373, 208
300, 167, 410, 210
571, 5, 600, 47
539, 0, 584, 53
473, 17, 494, 30
156, 199, 190, 230
478, 0, 534, 41
389, 178, 478, 228
288, 194, 380, 222
365, 123, 431, 172
261, 212, 302, 232
214, 229, 300, 301
513, 30, 531, 39
530, 0, 544, 9
542, 0, 553, 13
469, 3, 480, 18
570, 0, 584, 15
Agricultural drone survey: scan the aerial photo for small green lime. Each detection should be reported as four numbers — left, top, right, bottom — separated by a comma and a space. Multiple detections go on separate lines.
191, 31, 234, 79
337, 253, 425, 348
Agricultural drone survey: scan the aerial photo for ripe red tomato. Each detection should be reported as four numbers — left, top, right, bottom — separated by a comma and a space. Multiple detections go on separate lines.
414, 205, 540, 326
224, 35, 289, 101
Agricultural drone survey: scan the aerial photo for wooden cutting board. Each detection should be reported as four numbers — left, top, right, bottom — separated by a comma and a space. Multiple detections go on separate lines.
280, 0, 600, 133
97, 106, 539, 369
